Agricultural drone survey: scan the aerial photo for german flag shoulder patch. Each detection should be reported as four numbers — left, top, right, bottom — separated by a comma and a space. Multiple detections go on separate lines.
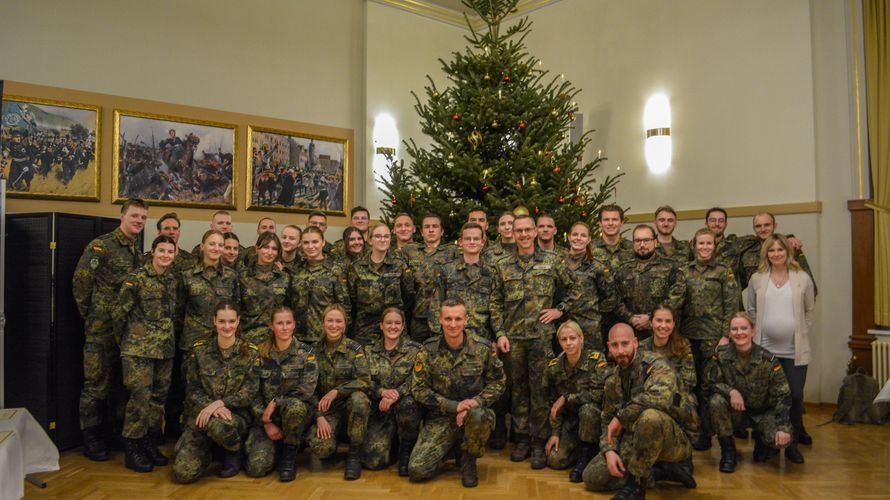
772, 363, 782, 372
597, 360, 607, 368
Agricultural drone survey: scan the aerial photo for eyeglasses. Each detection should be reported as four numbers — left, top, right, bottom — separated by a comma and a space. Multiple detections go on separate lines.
372, 234, 391, 240
633, 238, 655, 244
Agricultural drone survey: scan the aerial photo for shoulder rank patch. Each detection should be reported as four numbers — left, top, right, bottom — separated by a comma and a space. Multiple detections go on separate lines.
548, 358, 559, 366
590, 351, 601, 360
597, 360, 607, 368
687, 352, 694, 359
90, 258, 100, 270
712, 354, 718, 361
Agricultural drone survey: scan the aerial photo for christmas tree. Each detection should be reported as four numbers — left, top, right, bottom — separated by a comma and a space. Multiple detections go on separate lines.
378, 0, 622, 240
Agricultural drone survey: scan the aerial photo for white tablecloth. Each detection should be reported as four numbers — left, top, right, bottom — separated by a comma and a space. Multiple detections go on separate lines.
0, 408, 60, 499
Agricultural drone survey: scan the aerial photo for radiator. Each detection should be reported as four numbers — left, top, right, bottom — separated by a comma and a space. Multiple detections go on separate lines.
873, 339, 890, 387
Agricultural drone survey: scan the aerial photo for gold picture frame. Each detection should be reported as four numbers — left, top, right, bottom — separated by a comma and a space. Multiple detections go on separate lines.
246, 125, 348, 216
113, 109, 237, 209
1, 95, 100, 201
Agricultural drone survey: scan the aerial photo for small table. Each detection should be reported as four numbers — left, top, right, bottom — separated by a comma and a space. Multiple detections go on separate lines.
0, 408, 60, 499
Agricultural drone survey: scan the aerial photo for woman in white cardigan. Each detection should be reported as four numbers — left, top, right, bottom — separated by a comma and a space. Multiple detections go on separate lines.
746, 234, 815, 464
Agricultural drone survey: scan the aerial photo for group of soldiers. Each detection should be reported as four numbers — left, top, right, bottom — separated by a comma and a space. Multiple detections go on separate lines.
71, 199, 812, 498
1, 128, 95, 190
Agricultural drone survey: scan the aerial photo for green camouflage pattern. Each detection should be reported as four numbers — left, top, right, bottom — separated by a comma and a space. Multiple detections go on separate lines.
431, 258, 497, 339
142, 247, 195, 276
237, 262, 291, 344
614, 253, 686, 335
407, 407, 495, 481
115, 262, 179, 359
121, 356, 173, 439
183, 337, 259, 426
565, 253, 614, 349
589, 237, 634, 271
656, 236, 693, 263
172, 413, 250, 483
400, 242, 460, 341
177, 261, 240, 350
679, 260, 740, 340
289, 259, 351, 344
347, 251, 414, 345
637, 337, 697, 394
251, 339, 319, 440
481, 240, 516, 267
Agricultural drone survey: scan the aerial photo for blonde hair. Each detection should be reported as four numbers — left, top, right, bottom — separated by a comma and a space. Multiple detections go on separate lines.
757, 234, 801, 272
729, 311, 756, 331
557, 320, 585, 339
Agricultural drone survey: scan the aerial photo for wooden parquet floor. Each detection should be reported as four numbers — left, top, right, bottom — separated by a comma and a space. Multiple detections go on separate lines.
22, 406, 890, 499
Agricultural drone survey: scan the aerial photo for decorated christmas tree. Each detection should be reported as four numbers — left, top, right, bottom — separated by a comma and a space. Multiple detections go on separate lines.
378, 0, 621, 240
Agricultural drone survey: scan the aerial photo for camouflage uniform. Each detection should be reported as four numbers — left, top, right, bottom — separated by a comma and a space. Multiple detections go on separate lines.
72, 227, 141, 430
583, 351, 696, 491
400, 242, 460, 342
237, 262, 291, 345
737, 235, 817, 293
565, 253, 615, 351
481, 239, 516, 267
705, 344, 792, 447
306, 337, 371, 458
614, 253, 686, 339
407, 334, 505, 481
712, 234, 741, 278
347, 251, 414, 346
431, 257, 497, 339
590, 238, 634, 341
115, 262, 179, 440
245, 340, 318, 477
544, 349, 611, 469
655, 236, 693, 264
490, 248, 581, 440
637, 337, 696, 394
172, 338, 259, 483
177, 261, 240, 351
361, 337, 423, 469
289, 259, 351, 344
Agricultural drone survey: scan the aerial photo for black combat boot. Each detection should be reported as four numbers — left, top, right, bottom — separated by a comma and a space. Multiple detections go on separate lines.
734, 428, 749, 440
752, 432, 778, 462
692, 433, 712, 451
141, 436, 169, 466
569, 442, 596, 483
718, 436, 737, 473
798, 425, 813, 445
460, 451, 478, 488
784, 444, 805, 464
510, 434, 530, 462
344, 443, 362, 480
654, 459, 696, 488
124, 438, 153, 473
218, 449, 243, 478
82, 426, 110, 462
530, 438, 546, 469
611, 473, 645, 500
488, 415, 507, 450
398, 440, 415, 477
278, 444, 298, 482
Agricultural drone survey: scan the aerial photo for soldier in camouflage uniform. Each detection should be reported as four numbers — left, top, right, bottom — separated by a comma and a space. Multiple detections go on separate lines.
221, 232, 244, 271
544, 321, 611, 483
333, 226, 368, 269
614, 225, 686, 340
535, 213, 571, 260
331, 206, 372, 255
190, 210, 243, 259
481, 211, 517, 267
290, 227, 351, 344
237, 233, 291, 345
361, 308, 422, 475
408, 299, 505, 488
307, 211, 337, 256
72, 198, 147, 461
591, 205, 635, 345
490, 215, 581, 468
238, 217, 276, 268
115, 236, 179, 472
680, 228, 741, 451
144, 212, 195, 275
172, 302, 260, 483
245, 307, 318, 482
736, 212, 817, 293
178, 230, 240, 353
347, 223, 414, 346
705, 312, 794, 473
391, 212, 417, 251
400, 214, 460, 342
307, 305, 371, 480
705, 207, 742, 275
653, 206, 692, 263
638, 306, 697, 394
279, 225, 305, 273
583, 324, 697, 497
565, 222, 616, 351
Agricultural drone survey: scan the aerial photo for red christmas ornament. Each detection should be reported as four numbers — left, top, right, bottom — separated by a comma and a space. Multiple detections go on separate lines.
534, 206, 539, 214
518, 121, 526, 129
482, 185, 490, 192
453, 113, 460, 120
559, 197, 565, 204
504, 74, 511, 82
391, 197, 398, 205
568, 111, 576, 121
581, 211, 588, 218
553, 165, 561, 173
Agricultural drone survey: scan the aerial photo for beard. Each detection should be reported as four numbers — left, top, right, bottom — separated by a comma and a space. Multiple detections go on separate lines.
635, 249, 655, 260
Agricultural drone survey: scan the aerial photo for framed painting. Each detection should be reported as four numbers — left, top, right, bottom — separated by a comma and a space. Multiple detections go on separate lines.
1, 95, 100, 201
247, 125, 347, 215
113, 110, 236, 208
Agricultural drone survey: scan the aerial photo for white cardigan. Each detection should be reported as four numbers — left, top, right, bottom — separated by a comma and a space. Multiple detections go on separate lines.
746, 269, 816, 366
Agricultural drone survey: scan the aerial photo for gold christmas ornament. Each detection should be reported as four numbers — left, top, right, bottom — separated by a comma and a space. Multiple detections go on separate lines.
513, 205, 530, 217
491, 120, 499, 127
448, 152, 455, 160
484, 73, 491, 80
468, 130, 483, 151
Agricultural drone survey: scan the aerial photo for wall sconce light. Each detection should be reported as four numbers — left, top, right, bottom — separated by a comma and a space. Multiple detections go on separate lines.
373, 113, 399, 185
644, 93, 671, 174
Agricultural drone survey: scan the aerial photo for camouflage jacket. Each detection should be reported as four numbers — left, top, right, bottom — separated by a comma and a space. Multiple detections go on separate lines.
365, 337, 422, 400
614, 253, 686, 324
590, 237, 634, 271
115, 262, 179, 359
565, 252, 614, 316
347, 251, 414, 344
237, 262, 291, 343
481, 240, 516, 267
704, 343, 792, 432
72, 227, 141, 325
252, 339, 318, 421
655, 236, 693, 264
490, 248, 581, 340
736, 235, 817, 294
600, 350, 696, 452
638, 337, 697, 394
412, 334, 505, 416
314, 337, 370, 417
185, 337, 259, 423
545, 349, 611, 436
712, 234, 741, 276
679, 259, 740, 340
400, 242, 460, 323
431, 257, 497, 339
289, 259, 351, 344
178, 261, 240, 350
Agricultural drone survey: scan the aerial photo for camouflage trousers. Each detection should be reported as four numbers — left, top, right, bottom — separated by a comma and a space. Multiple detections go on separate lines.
121, 355, 173, 439
548, 403, 601, 470
508, 337, 553, 439
492, 350, 512, 427
79, 334, 124, 430
709, 393, 790, 449
307, 392, 371, 458
244, 399, 313, 477
361, 395, 422, 469
690, 338, 720, 438
407, 406, 495, 482
172, 411, 250, 483
583, 409, 691, 491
